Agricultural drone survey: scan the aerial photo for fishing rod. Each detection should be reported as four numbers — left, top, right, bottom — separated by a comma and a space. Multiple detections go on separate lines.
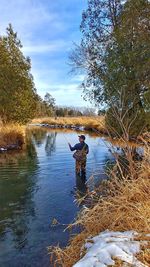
62, 131, 99, 157
62, 132, 70, 145
62, 132, 81, 146
64, 132, 102, 168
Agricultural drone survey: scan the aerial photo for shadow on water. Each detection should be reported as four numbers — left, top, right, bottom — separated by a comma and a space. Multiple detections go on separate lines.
0, 127, 116, 267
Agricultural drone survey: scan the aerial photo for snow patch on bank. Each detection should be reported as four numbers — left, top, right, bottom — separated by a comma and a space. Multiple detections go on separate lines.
73, 230, 147, 267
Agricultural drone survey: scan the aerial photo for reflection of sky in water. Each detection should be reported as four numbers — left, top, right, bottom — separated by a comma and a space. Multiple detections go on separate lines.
0, 129, 114, 267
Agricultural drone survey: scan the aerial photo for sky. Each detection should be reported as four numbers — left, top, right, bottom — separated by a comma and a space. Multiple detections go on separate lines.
0, 0, 91, 107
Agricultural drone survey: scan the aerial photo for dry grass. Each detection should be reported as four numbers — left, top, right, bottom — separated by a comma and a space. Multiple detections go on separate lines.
32, 116, 107, 134
49, 146, 150, 267
0, 124, 25, 148
32, 116, 150, 147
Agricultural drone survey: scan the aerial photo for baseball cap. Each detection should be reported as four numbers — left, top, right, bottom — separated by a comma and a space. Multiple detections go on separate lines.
78, 135, 86, 140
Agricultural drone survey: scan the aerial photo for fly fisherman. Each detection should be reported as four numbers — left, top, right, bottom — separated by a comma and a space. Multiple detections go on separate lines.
68, 135, 89, 176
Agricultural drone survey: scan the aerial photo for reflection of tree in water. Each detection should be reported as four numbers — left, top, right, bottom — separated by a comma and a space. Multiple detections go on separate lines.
25, 129, 37, 158
45, 132, 57, 156
0, 133, 38, 249
30, 127, 47, 147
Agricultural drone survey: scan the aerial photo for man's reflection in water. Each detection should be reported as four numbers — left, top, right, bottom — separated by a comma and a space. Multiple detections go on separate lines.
75, 172, 87, 196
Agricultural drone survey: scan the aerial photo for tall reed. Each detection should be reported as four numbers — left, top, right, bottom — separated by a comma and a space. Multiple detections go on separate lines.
0, 124, 25, 147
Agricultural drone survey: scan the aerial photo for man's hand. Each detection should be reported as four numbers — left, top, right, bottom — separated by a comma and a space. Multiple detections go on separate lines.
68, 143, 71, 147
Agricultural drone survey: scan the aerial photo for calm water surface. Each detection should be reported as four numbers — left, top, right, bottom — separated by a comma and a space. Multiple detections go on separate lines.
0, 128, 113, 267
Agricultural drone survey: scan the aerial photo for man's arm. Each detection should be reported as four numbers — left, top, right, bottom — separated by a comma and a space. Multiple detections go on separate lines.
68, 143, 77, 151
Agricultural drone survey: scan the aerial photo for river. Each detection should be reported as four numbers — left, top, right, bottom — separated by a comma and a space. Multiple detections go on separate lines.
0, 128, 114, 267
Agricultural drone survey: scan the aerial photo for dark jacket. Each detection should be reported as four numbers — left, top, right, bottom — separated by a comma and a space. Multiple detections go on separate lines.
69, 142, 89, 154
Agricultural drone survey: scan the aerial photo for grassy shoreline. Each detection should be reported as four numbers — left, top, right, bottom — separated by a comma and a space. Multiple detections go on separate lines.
0, 124, 25, 149
32, 116, 150, 143
0, 116, 106, 150
31, 116, 107, 134
1, 117, 149, 150
50, 145, 150, 266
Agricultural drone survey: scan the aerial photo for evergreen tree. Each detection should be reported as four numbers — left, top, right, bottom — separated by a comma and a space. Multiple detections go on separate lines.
0, 24, 37, 123
34, 93, 56, 117
44, 93, 55, 116
104, 0, 150, 136
70, 0, 150, 136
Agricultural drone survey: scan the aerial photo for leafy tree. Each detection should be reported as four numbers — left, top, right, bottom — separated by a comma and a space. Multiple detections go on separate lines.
0, 24, 37, 123
104, 0, 150, 136
70, 0, 123, 104
70, 0, 150, 136
34, 93, 56, 117
43, 92, 55, 116
98, 109, 106, 116
55, 107, 65, 117
55, 106, 83, 117
34, 94, 46, 117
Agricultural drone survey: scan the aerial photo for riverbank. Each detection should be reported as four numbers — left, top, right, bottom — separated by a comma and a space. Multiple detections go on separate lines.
1, 116, 148, 152
0, 124, 25, 151
31, 116, 107, 134
50, 145, 150, 266
32, 117, 150, 145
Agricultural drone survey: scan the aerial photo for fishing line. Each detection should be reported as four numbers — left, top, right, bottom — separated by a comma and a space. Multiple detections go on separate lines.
62, 132, 70, 144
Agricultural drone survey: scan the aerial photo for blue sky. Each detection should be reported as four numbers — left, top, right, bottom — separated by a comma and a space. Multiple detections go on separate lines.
0, 0, 91, 107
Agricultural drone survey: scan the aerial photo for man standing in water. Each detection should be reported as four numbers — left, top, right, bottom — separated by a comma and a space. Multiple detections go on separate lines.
68, 135, 89, 176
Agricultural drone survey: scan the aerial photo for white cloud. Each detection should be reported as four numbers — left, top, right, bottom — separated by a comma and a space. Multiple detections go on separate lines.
0, 0, 89, 107
35, 81, 88, 106
52, 87, 87, 106
70, 74, 85, 82
36, 81, 81, 93
22, 40, 69, 54
0, 0, 65, 41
